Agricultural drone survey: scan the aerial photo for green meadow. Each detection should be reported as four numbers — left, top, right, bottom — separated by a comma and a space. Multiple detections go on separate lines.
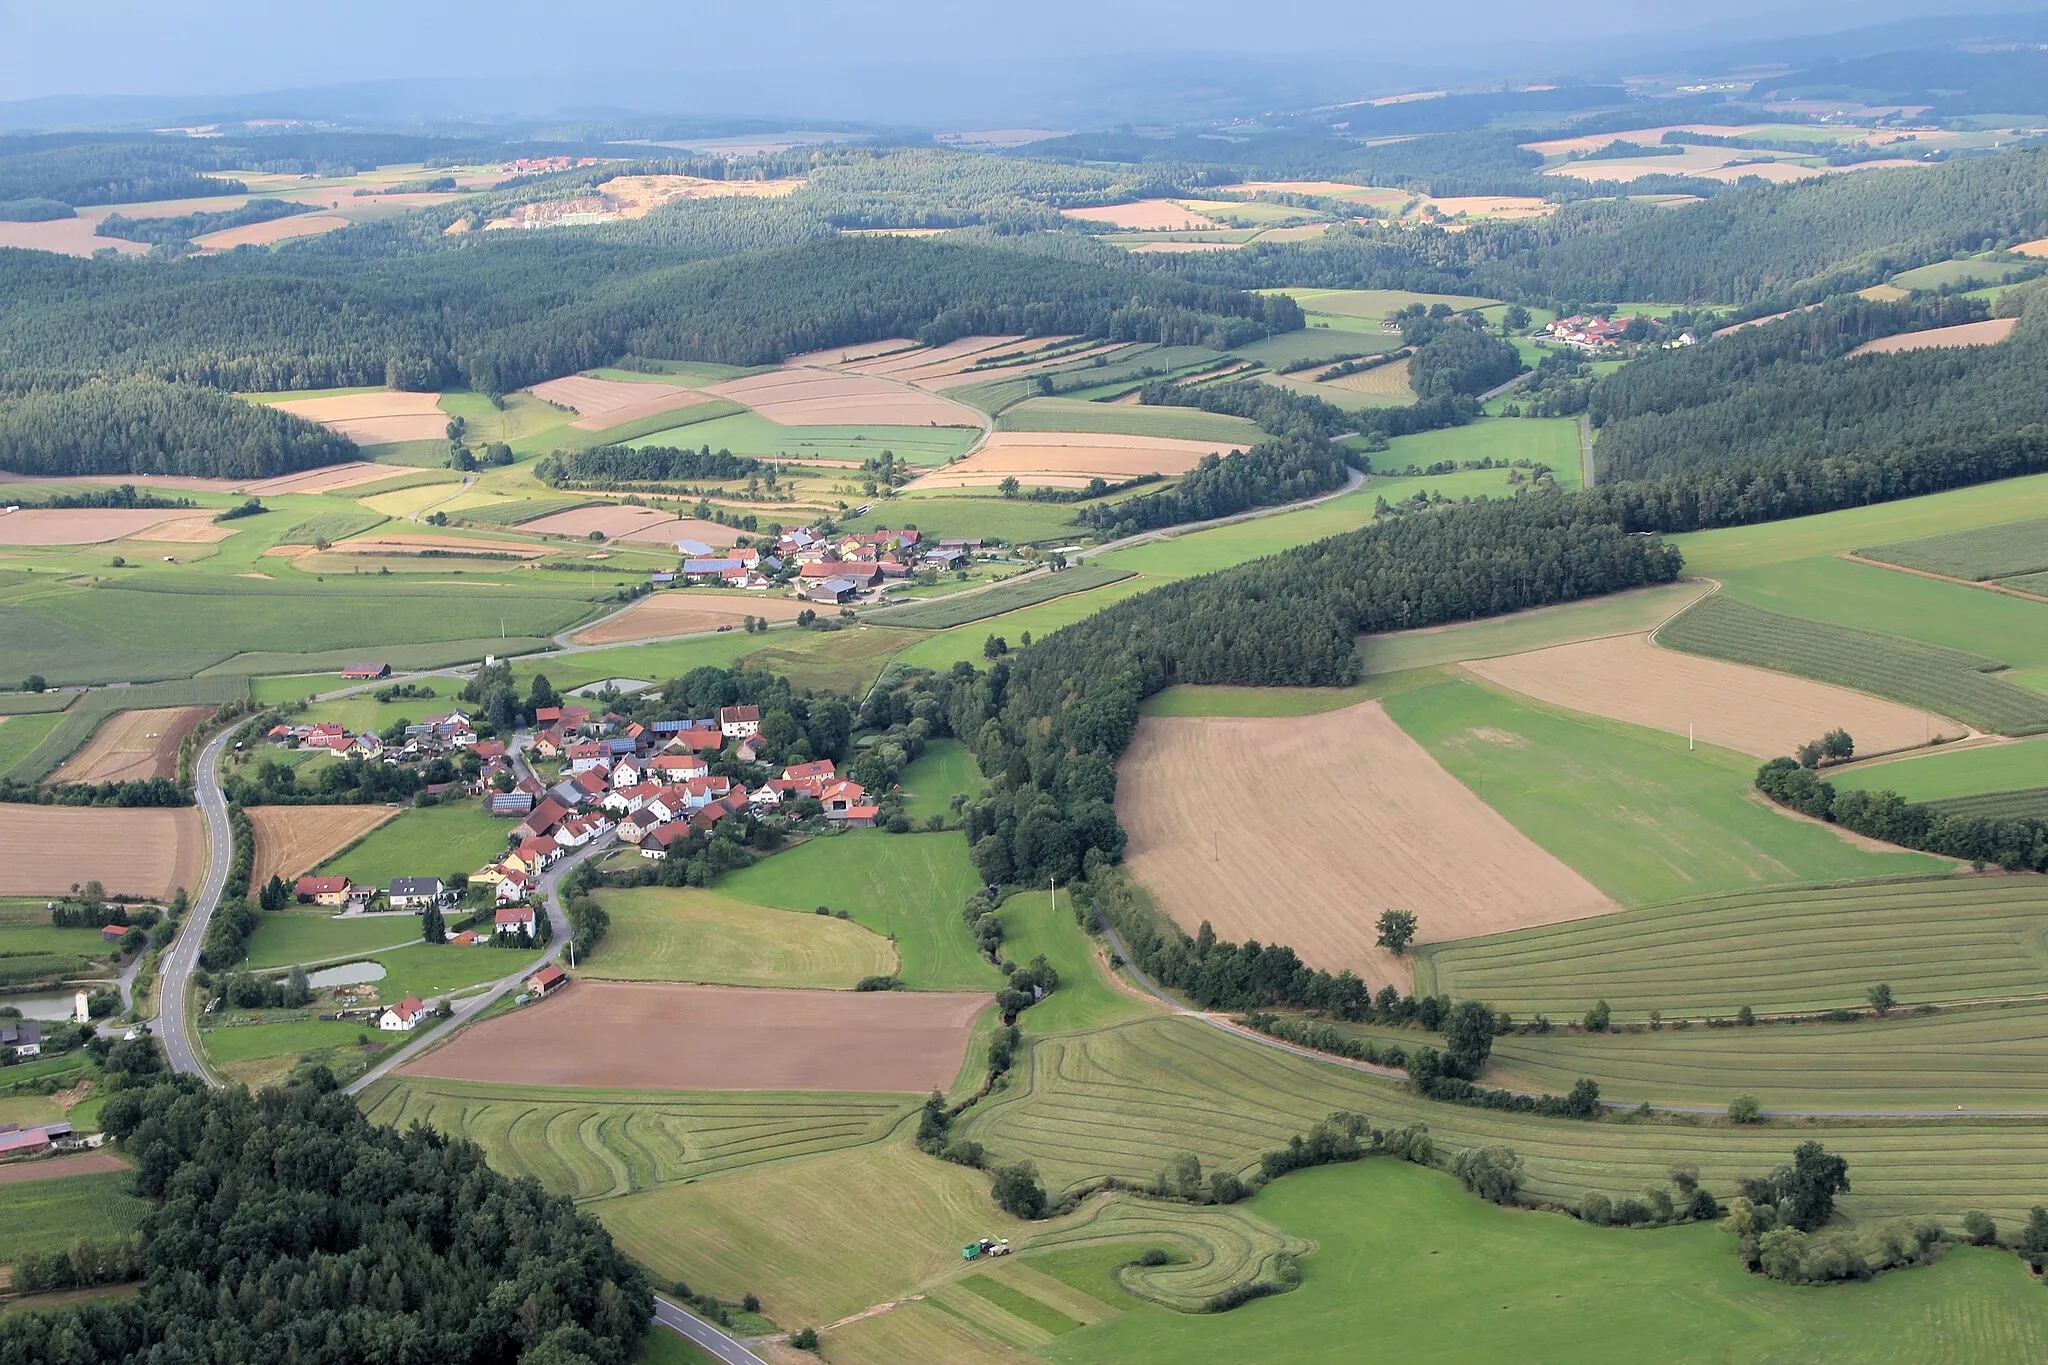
897, 738, 981, 823
318, 806, 513, 888
1832, 738, 2048, 802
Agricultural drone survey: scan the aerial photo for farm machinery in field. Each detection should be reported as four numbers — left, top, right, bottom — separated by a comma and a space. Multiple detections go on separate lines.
961, 1237, 1011, 1261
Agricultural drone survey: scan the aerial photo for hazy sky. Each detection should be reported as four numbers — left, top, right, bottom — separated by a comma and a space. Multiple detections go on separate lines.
1, 0, 2035, 104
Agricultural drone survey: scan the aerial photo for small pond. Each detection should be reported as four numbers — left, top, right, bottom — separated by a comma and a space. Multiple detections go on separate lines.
304, 961, 388, 989
0, 991, 86, 1022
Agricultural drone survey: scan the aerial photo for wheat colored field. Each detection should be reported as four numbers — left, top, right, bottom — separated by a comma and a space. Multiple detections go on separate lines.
50, 706, 211, 784
0, 805, 204, 898
0, 508, 209, 545
265, 390, 448, 444
401, 981, 991, 1092
1116, 702, 1617, 989
907, 431, 1247, 490
572, 591, 808, 644
706, 369, 982, 427
248, 805, 400, 885
194, 213, 349, 249
2016, 238, 2048, 259
1325, 357, 1415, 396
1849, 317, 2019, 356
244, 463, 408, 496
529, 374, 712, 430
1059, 200, 1221, 230
841, 335, 1029, 379
519, 504, 740, 546
1462, 634, 1964, 758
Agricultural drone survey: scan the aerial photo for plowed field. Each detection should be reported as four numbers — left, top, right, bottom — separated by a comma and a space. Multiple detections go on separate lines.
529, 375, 713, 430
0, 508, 206, 545
520, 505, 740, 546
266, 390, 448, 444
0, 805, 204, 899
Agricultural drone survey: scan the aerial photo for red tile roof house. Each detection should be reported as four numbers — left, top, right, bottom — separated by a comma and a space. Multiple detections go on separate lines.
639, 822, 691, 859
646, 753, 709, 783
341, 662, 391, 680
295, 875, 353, 907
300, 723, 350, 751
719, 705, 761, 738
515, 798, 574, 841
782, 760, 836, 783
665, 727, 724, 754
378, 995, 428, 1031
495, 903, 537, 935
0, 1127, 54, 1160
495, 873, 533, 905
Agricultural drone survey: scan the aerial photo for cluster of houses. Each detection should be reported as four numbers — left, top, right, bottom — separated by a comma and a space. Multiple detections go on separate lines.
266, 706, 485, 767
648, 525, 990, 606
1544, 315, 1645, 349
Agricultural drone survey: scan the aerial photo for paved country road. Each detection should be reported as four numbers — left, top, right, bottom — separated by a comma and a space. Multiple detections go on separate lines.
653, 1298, 770, 1364
157, 726, 237, 1081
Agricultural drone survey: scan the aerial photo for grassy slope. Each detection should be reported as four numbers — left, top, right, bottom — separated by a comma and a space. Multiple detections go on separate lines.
1832, 738, 2048, 802
888, 578, 1159, 673
1382, 679, 1944, 905
1138, 669, 1446, 717
0, 712, 66, 779
1358, 580, 1710, 676
319, 805, 513, 888
1420, 876, 2045, 1020
877, 566, 1134, 631
715, 833, 1001, 991
583, 887, 898, 988
899, 739, 982, 823
1043, 1160, 2048, 1365
241, 912, 420, 969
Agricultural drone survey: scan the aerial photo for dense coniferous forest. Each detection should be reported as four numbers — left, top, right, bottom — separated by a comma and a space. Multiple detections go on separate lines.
539, 444, 764, 486
0, 377, 356, 478
96, 196, 315, 248
1071, 435, 1356, 535
0, 1074, 651, 1365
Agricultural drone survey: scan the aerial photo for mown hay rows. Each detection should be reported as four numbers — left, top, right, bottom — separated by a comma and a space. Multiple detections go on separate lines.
1424, 877, 2048, 1018
1928, 787, 2048, 821
959, 1017, 2048, 1224
1658, 594, 2048, 735
1022, 1196, 1311, 1312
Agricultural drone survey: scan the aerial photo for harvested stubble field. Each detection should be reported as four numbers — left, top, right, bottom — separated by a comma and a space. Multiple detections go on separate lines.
0, 508, 212, 545
1419, 876, 2048, 1020
519, 504, 739, 546
0, 805, 203, 898
584, 888, 898, 988
243, 462, 422, 496
705, 368, 982, 427
569, 591, 807, 645
1849, 317, 2019, 356
400, 980, 991, 1092
246, 804, 399, 885
1323, 356, 1414, 396
1117, 702, 1617, 988
1657, 593, 2048, 736
528, 375, 712, 431
959, 1015, 2048, 1225
192, 213, 349, 249
1022, 1196, 1309, 1313
48, 705, 210, 784
263, 390, 449, 445
837, 334, 1031, 381
907, 432, 1248, 490
1359, 581, 1711, 675
299, 531, 546, 558
1463, 633, 1958, 758
359, 1076, 913, 1201
1060, 201, 1221, 231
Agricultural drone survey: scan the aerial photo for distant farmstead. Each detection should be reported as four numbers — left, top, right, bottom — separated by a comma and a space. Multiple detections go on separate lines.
340, 662, 392, 680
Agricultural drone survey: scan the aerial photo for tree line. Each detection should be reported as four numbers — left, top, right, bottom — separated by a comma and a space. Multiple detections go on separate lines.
538, 444, 764, 486
0, 376, 354, 479
1755, 757, 2048, 871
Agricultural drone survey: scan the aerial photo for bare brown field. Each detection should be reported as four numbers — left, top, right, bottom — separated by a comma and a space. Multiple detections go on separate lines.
50, 707, 210, 785
0, 806, 204, 899
2015, 237, 2048, 259
706, 369, 982, 427
0, 508, 203, 545
529, 375, 712, 430
484, 174, 802, 230
0, 472, 243, 493
0, 1151, 128, 1185
1116, 702, 1617, 987
242, 462, 402, 496
571, 592, 808, 645
323, 532, 547, 557
0, 214, 150, 258
1324, 356, 1415, 397
1849, 317, 2019, 356
248, 805, 399, 885
265, 391, 447, 444
906, 432, 1246, 490
1060, 200, 1221, 231
193, 213, 349, 249
125, 516, 238, 545
1419, 195, 1556, 219
520, 504, 740, 546
1463, 634, 1962, 758
401, 981, 991, 1092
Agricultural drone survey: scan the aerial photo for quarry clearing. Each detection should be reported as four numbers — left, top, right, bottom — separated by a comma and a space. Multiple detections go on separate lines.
1848, 317, 2019, 356
49, 706, 211, 785
529, 375, 714, 431
399, 981, 991, 1093
705, 369, 983, 427
571, 591, 809, 645
264, 390, 449, 444
905, 431, 1248, 489
1462, 634, 1963, 759
0, 805, 205, 899
1116, 702, 1617, 989
247, 805, 401, 886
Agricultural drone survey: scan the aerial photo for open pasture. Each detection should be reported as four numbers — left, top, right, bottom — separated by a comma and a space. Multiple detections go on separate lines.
704, 368, 982, 427
361, 1077, 912, 1201
400, 981, 992, 1093
583, 887, 899, 988
0, 805, 203, 898
1023, 1195, 1308, 1315
1384, 680, 1946, 905
1117, 701, 1617, 986
246, 804, 399, 886
1832, 737, 2048, 805
0, 508, 213, 545
262, 389, 448, 445
570, 591, 807, 645
520, 504, 740, 547
529, 375, 712, 431
898, 739, 982, 823
48, 705, 209, 784
886, 576, 1159, 672
907, 432, 1248, 490
239, 911, 419, 971
1359, 581, 1710, 675
1849, 317, 2018, 356
1463, 633, 1957, 758
1657, 593, 2048, 737
0, 713, 66, 780
317, 805, 512, 889
878, 565, 1134, 629
1421, 876, 2044, 1021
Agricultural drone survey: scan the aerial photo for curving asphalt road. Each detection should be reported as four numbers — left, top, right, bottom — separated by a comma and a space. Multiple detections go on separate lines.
653, 1298, 769, 1364
157, 726, 238, 1082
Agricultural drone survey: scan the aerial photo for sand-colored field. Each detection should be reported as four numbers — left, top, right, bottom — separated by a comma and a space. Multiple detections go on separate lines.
705, 369, 982, 427
242, 462, 403, 496
906, 431, 1247, 490
520, 504, 740, 546
401, 980, 991, 1092
847, 336, 1030, 380
193, 213, 350, 250
50, 706, 211, 785
0, 215, 151, 258
529, 374, 713, 431
1463, 634, 1964, 757
572, 591, 808, 645
0, 1151, 128, 1185
1117, 702, 1617, 987
785, 339, 920, 367
2016, 237, 2048, 259
321, 531, 547, 557
0, 508, 204, 545
1420, 195, 1556, 219
1859, 284, 1913, 302
1061, 200, 1221, 231
1226, 180, 1377, 198
1522, 125, 1765, 157
125, 516, 239, 544
1323, 356, 1415, 396
266, 390, 448, 444
0, 472, 243, 493
1849, 317, 2019, 356
1128, 241, 1240, 253
247, 804, 399, 885
0, 805, 204, 899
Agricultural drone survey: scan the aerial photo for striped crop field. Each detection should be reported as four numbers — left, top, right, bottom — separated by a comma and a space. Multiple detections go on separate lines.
1474, 1001, 2048, 1113
956, 1016, 2048, 1225
1020, 1195, 1311, 1312
1657, 594, 2048, 736
357, 1078, 913, 1201
1929, 788, 2048, 820
1418, 876, 2048, 1021
1859, 515, 2048, 582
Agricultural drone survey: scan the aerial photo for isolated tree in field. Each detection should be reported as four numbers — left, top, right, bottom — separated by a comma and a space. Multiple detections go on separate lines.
421, 902, 447, 945
1728, 1094, 1762, 1124
1780, 1141, 1850, 1230
1867, 982, 1894, 1015
1443, 999, 1496, 1078
1822, 728, 1854, 760
1583, 999, 1611, 1032
983, 635, 1008, 660
21, 674, 45, 693
1375, 908, 1417, 955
